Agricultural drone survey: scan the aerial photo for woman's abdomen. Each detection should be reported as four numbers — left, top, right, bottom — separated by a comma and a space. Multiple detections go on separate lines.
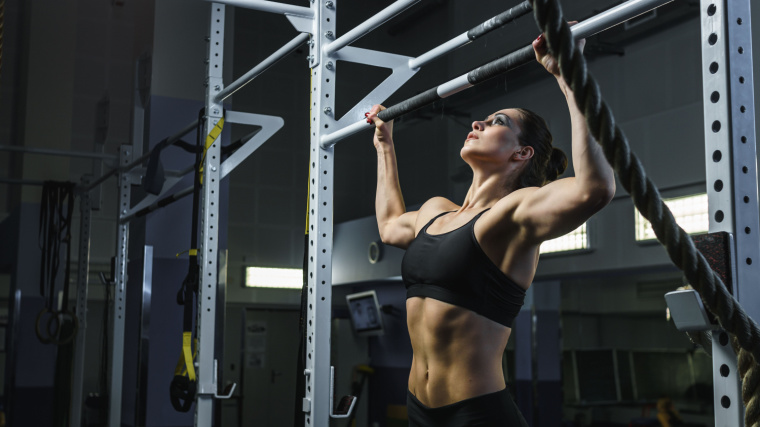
406, 296, 510, 408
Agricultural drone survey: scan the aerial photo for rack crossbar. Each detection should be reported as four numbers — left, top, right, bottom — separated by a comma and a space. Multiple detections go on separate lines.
215, 33, 309, 103
0, 178, 46, 186
409, 0, 533, 70
205, 0, 313, 17
0, 145, 118, 160
323, 0, 420, 55
320, 0, 673, 148
130, 184, 194, 221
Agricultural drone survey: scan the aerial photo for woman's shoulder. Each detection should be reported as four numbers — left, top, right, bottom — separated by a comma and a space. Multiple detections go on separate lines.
420, 196, 459, 212
492, 187, 539, 215
414, 197, 459, 228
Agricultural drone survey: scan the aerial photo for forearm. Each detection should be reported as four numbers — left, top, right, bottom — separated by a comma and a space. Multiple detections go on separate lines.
558, 76, 615, 195
375, 142, 406, 234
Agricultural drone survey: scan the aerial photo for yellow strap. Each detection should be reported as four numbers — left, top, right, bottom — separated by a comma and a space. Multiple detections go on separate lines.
175, 249, 198, 258
174, 332, 196, 381
205, 117, 225, 151
199, 117, 225, 184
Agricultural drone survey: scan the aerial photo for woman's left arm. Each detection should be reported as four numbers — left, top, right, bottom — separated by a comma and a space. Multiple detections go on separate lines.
511, 34, 615, 242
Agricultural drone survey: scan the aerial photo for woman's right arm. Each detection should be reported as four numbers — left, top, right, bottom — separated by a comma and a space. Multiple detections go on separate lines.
368, 104, 418, 248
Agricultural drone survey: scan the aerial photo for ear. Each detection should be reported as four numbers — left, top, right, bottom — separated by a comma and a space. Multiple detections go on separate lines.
514, 146, 534, 161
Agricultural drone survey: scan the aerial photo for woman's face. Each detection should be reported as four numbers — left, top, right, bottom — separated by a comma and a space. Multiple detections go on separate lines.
460, 109, 523, 164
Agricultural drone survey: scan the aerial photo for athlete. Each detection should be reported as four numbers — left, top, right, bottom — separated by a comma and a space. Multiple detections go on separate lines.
367, 32, 615, 426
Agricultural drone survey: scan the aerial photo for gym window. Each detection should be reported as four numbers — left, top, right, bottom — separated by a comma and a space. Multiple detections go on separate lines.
245, 267, 302, 289
540, 223, 588, 254
635, 193, 708, 241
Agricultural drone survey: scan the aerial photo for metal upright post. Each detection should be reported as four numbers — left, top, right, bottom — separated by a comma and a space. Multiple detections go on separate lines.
70, 175, 93, 427
724, 0, 759, 318
196, 3, 225, 426
109, 146, 133, 427
302, 0, 335, 426
700, 0, 758, 425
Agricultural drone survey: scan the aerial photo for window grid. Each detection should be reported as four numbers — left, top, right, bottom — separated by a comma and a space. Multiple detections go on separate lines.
635, 193, 709, 241
540, 223, 588, 254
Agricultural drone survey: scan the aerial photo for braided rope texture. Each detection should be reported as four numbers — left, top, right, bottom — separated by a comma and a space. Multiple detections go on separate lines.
528, 0, 760, 424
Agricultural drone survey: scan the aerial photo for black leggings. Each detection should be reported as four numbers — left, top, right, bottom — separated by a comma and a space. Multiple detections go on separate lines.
407, 388, 528, 427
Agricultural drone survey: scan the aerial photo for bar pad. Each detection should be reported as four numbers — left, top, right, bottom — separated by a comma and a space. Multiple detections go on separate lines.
467, 1, 533, 40
468, 45, 535, 85
378, 88, 440, 122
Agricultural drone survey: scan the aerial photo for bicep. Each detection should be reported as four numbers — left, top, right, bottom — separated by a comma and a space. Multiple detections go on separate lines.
513, 177, 611, 243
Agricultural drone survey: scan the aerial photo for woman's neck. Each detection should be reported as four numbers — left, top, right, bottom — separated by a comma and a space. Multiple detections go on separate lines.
459, 168, 517, 211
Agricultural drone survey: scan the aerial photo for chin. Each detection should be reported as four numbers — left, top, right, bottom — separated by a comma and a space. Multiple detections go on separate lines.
460, 146, 471, 161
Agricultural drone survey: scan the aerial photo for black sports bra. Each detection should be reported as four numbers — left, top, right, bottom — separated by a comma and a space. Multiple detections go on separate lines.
401, 209, 526, 328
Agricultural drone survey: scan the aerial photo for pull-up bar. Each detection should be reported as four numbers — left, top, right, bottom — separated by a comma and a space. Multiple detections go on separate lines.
321, 0, 674, 148
409, 1, 533, 70
207, 0, 313, 18
215, 33, 309, 103
0, 145, 118, 161
82, 119, 199, 193
0, 178, 47, 186
323, 0, 420, 55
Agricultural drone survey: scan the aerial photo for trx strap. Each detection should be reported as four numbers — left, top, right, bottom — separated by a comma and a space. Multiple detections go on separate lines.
36, 181, 79, 346
170, 110, 206, 412
199, 116, 224, 184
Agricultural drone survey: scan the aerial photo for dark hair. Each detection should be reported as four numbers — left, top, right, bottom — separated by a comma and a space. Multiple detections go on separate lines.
514, 108, 567, 189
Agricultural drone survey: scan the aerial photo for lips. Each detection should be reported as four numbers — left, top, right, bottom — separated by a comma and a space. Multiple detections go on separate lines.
466, 132, 478, 141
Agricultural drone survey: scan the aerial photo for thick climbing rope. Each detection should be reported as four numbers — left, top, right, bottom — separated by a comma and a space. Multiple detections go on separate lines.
734, 336, 760, 425
528, 0, 760, 424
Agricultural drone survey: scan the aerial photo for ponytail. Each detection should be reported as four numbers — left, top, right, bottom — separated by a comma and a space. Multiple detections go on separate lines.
545, 147, 568, 183
514, 108, 566, 188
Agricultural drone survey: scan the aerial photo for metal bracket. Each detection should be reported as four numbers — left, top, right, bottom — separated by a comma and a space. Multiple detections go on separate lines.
308, 0, 326, 68
664, 289, 718, 332
328, 366, 357, 419
287, 14, 313, 33
122, 170, 191, 221
330, 46, 417, 129
220, 111, 285, 179
197, 359, 237, 399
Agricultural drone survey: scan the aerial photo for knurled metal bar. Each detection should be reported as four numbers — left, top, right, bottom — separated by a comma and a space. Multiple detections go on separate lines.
409, 0, 533, 70
529, 0, 760, 425
320, 0, 674, 148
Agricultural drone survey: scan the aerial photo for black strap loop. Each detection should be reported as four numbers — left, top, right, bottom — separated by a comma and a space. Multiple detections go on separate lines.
169, 375, 196, 412
37, 181, 78, 345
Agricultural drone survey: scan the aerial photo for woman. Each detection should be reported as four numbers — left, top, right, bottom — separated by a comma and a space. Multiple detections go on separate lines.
367, 32, 615, 427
